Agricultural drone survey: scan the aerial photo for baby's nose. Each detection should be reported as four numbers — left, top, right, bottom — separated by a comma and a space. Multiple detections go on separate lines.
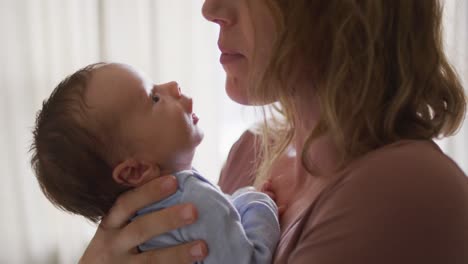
160, 81, 182, 98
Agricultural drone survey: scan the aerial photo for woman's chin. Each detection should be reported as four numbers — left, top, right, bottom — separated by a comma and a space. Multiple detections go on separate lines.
225, 76, 277, 106
226, 77, 251, 105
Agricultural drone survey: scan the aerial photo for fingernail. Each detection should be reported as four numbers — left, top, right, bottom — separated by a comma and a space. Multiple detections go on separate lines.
180, 205, 194, 224
190, 243, 206, 258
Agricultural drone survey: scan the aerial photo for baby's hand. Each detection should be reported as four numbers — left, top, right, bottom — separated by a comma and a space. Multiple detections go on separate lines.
260, 179, 287, 216
260, 179, 276, 201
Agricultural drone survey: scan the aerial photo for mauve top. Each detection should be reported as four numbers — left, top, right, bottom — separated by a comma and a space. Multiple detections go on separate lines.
218, 130, 468, 264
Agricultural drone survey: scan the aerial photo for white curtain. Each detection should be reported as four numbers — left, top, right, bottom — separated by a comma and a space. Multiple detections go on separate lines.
0, 1, 256, 263
436, 0, 468, 173
0, 1, 466, 263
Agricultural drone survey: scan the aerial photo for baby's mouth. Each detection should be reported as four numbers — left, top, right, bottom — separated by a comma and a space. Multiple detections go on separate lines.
192, 113, 199, 125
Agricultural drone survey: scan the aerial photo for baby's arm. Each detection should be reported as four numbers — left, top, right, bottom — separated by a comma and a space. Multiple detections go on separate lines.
229, 188, 281, 258
179, 178, 280, 264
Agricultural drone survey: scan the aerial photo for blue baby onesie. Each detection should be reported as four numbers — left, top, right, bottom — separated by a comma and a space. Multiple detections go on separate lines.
133, 170, 280, 264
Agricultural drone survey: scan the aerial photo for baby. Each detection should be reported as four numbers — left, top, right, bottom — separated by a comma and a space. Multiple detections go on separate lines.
30, 62, 280, 263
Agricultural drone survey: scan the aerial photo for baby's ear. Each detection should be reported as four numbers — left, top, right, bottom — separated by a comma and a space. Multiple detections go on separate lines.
112, 159, 160, 187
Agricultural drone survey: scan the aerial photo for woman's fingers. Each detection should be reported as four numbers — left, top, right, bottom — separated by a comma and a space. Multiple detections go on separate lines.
117, 203, 198, 251
102, 175, 178, 229
79, 175, 205, 264
134, 241, 208, 264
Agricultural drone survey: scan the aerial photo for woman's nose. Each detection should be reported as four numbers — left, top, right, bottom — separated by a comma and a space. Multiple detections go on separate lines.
202, 0, 232, 27
159, 82, 182, 99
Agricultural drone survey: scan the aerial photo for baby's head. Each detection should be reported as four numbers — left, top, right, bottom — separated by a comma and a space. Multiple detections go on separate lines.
30, 62, 203, 223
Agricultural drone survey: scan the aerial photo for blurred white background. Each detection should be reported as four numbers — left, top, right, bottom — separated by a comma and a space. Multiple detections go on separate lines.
0, 0, 466, 263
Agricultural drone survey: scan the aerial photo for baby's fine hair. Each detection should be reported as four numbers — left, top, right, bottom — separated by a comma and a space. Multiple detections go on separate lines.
30, 63, 127, 223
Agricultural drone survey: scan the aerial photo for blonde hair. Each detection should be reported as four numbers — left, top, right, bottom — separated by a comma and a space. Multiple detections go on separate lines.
250, 0, 467, 184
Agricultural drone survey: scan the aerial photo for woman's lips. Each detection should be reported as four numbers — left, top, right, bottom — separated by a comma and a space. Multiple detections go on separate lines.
192, 113, 199, 125
220, 53, 244, 64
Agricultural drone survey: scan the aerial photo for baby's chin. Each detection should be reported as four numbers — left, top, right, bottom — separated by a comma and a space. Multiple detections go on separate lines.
194, 129, 204, 146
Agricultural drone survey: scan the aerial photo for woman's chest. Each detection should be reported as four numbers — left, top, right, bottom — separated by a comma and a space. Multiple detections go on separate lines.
271, 193, 317, 264
276, 185, 314, 236
269, 170, 332, 263
268, 166, 319, 232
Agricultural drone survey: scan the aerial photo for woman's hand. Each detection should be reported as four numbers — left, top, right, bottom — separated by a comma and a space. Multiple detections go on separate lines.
79, 175, 208, 264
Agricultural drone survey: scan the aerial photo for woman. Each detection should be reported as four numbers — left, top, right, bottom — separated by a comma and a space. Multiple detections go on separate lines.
80, 0, 468, 263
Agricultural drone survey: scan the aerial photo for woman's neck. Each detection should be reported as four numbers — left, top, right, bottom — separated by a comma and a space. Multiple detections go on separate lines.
291, 90, 339, 185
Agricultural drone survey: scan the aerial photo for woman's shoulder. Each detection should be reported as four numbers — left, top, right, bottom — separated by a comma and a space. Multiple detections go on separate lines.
288, 140, 468, 263
349, 139, 466, 184
336, 139, 468, 208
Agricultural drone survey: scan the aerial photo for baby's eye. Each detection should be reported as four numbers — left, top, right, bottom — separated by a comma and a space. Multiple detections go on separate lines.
151, 94, 160, 103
